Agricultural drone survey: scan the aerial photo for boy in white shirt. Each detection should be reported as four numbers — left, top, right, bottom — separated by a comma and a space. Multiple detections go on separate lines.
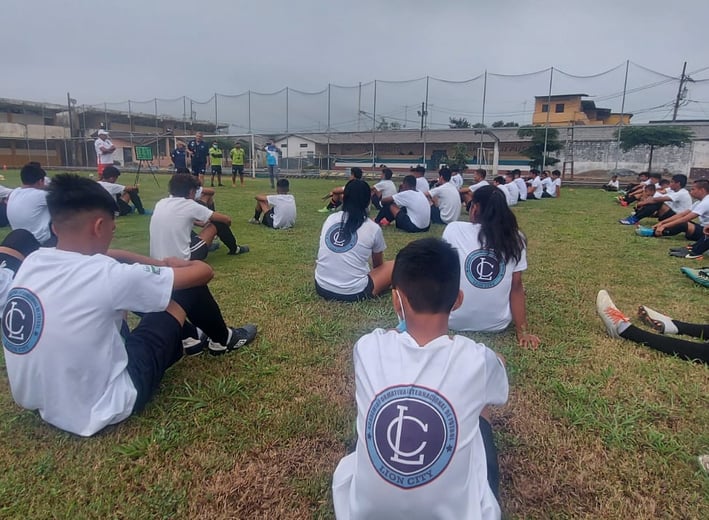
249, 178, 297, 229
620, 174, 691, 225
6, 162, 54, 246
648, 179, 709, 243
504, 172, 519, 205
371, 167, 397, 210
428, 167, 462, 224
2, 174, 257, 436
459, 168, 490, 208
548, 170, 562, 198
527, 169, 544, 200
379, 175, 431, 232
412, 165, 430, 194
98, 166, 151, 216
332, 238, 509, 520
320, 167, 363, 212
0, 229, 40, 307
512, 169, 528, 201
603, 175, 620, 191
450, 166, 464, 189
540, 170, 554, 198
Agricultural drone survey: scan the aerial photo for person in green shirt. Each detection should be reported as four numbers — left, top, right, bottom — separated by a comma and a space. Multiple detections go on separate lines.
230, 142, 245, 187
208, 142, 224, 187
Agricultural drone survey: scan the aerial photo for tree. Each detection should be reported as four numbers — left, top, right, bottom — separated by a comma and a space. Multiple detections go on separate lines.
472, 122, 487, 128
492, 120, 520, 128
503, 121, 520, 127
517, 126, 563, 168
449, 117, 471, 129
376, 118, 402, 131
614, 126, 693, 172
443, 143, 470, 171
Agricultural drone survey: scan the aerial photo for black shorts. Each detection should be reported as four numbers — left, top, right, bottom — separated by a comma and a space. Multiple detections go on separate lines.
262, 208, 275, 228
232, 165, 244, 175
192, 162, 206, 175
687, 222, 704, 241
211, 165, 222, 175
315, 276, 374, 302
189, 232, 208, 261
395, 208, 429, 233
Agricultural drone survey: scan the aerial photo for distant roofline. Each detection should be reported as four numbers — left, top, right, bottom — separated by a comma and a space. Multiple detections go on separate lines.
534, 93, 589, 100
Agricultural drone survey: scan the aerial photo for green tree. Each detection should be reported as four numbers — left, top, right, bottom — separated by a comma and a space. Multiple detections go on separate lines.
517, 126, 563, 168
614, 126, 693, 172
472, 122, 487, 128
376, 118, 402, 131
449, 117, 471, 128
503, 121, 520, 127
492, 120, 519, 128
444, 143, 470, 171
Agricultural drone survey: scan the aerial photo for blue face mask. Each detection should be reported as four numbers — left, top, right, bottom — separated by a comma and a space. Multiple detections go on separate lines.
394, 289, 407, 333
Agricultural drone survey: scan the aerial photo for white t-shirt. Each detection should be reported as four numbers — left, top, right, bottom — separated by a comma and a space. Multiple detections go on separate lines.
315, 213, 386, 295
392, 190, 431, 229
7, 187, 51, 244
98, 180, 125, 197
691, 195, 709, 226
2, 248, 174, 436
332, 328, 508, 520
504, 181, 519, 206
549, 178, 561, 198
665, 188, 692, 214
415, 176, 430, 194
266, 194, 297, 229
450, 173, 464, 189
514, 178, 528, 201
373, 179, 397, 199
606, 179, 620, 189
95, 138, 115, 165
541, 177, 553, 194
496, 184, 513, 207
469, 180, 489, 192
429, 182, 461, 224
443, 221, 527, 332
0, 185, 14, 200
529, 177, 543, 199
150, 197, 214, 260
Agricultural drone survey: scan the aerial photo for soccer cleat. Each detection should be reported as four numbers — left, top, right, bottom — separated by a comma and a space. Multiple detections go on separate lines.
669, 246, 690, 253
681, 266, 709, 288
619, 216, 638, 225
208, 324, 257, 355
669, 250, 689, 257
638, 306, 678, 335
635, 226, 654, 237
317, 206, 331, 213
139, 209, 153, 216
619, 200, 629, 207
227, 244, 250, 255
182, 335, 208, 356
684, 253, 704, 260
248, 217, 260, 225
379, 218, 390, 227
596, 289, 631, 339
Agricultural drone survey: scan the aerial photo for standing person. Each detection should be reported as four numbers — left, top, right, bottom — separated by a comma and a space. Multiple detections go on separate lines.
98, 166, 150, 216
265, 141, 280, 189
7, 162, 54, 246
443, 185, 540, 348
188, 132, 209, 185
208, 141, 224, 187
230, 142, 246, 186
315, 179, 393, 301
332, 238, 509, 520
94, 129, 116, 179
250, 178, 297, 229
378, 175, 431, 233
170, 140, 189, 173
428, 167, 462, 224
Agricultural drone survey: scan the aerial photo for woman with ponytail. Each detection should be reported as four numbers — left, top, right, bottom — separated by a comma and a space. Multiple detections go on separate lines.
315, 179, 393, 301
443, 184, 540, 348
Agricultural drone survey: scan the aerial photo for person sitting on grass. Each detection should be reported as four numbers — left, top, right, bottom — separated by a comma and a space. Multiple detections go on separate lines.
548, 169, 562, 198
596, 290, 708, 364
618, 171, 652, 206
620, 174, 692, 226
0, 229, 40, 306
492, 175, 514, 207
150, 174, 249, 260
540, 170, 553, 197
314, 179, 393, 302
513, 169, 528, 202
371, 167, 397, 210
427, 167, 462, 224
411, 165, 430, 194
503, 172, 519, 206
7, 162, 55, 246
527, 169, 544, 200
377, 175, 431, 232
459, 168, 490, 208
319, 167, 364, 213
442, 185, 540, 348
450, 166, 464, 189
602, 174, 620, 192
98, 165, 151, 216
332, 237, 509, 519
1, 174, 257, 437
249, 178, 297, 229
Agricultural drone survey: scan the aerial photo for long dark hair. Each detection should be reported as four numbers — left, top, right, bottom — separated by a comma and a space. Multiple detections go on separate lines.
471, 185, 525, 263
340, 179, 370, 237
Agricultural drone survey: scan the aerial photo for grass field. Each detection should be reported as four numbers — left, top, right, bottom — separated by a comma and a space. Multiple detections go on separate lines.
0, 169, 707, 519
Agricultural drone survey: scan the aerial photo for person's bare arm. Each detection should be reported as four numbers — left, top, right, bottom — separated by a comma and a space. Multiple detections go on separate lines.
371, 251, 384, 269
171, 260, 214, 289
209, 211, 232, 226
510, 271, 540, 349
654, 210, 694, 231
255, 194, 268, 203
381, 195, 395, 204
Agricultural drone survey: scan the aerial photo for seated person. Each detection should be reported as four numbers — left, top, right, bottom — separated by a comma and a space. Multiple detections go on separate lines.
150, 174, 249, 259
0, 183, 15, 227
512, 169, 528, 201
0, 229, 40, 306
250, 178, 297, 229
98, 166, 150, 216
377, 175, 431, 232
492, 175, 514, 207
620, 174, 691, 225
603, 175, 620, 191
669, 224, 709, 260
443, 185, 540, 348
450, 166, 464, 189
459, 168, 490, 207
411, 165, 430, 194
428, 167, 462, 224
371, 167, 397, 210
332, 238, 509, 519
540, 170, 554, 197
6, 162, 54, 246
642, 179, 709, 240
320, 167, 364, 212
548, 169, 562, 198
618, 172, 652, 205
596, 290, 708, 364
526, 169, 544, 200
314, 179, 393, 302
503, 172, 519, 206
1, 174, 257, 437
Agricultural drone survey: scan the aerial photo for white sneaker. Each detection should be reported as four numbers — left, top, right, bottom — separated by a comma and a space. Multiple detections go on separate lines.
638, 306, 678, 335
596, 290, 631, 339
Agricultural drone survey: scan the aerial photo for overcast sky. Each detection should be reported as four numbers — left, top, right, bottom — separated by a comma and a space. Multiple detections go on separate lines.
3, 0, 709, 130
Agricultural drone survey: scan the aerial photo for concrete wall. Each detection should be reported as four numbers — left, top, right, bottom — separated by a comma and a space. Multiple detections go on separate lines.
0, 122, 69, 139
274, 135, 317, 159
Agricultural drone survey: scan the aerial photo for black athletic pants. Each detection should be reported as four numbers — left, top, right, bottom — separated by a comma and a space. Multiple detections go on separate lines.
620, 320, 709, 363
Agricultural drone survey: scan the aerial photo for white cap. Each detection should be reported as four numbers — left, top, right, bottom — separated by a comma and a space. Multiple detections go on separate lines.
98, 129, 108, 135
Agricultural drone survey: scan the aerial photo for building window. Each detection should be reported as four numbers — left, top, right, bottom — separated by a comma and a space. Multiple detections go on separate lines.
299, 143, 308, 148
555, 103, 565, 113
281, 143, 287, 148
541, 104, 549, 113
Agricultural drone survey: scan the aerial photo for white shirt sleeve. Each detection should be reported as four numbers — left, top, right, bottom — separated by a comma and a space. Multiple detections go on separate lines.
106, 261, 174, 313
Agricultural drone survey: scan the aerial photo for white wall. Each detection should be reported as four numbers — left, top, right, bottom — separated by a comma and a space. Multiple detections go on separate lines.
274, 135, 316, 158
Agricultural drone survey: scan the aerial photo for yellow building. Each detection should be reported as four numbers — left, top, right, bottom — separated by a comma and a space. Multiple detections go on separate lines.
532, 94, 632, 126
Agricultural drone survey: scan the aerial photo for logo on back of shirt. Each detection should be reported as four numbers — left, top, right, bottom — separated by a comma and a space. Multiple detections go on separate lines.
324, 223, 357, 253
2, 287, 44, 355
464, 249, 505, 289
365, 385, 458, 489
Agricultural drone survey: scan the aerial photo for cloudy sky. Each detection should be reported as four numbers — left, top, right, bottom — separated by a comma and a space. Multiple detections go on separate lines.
3, 0, 709, 130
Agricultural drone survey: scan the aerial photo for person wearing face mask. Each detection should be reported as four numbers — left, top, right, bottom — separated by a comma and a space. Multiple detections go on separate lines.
442, 185, 540, 349
332, 238, 509, 520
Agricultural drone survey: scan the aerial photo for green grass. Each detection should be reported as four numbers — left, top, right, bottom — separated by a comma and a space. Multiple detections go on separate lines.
0, 171, 707, 519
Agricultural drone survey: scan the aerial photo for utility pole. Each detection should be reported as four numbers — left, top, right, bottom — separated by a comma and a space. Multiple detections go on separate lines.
672, 61, 692, 121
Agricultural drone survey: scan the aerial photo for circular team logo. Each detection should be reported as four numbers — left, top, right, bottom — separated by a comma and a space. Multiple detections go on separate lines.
324, 223, 357, 253
365, 385, 458, 489
464, 249, 506, 289
2, 287, 44, 355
